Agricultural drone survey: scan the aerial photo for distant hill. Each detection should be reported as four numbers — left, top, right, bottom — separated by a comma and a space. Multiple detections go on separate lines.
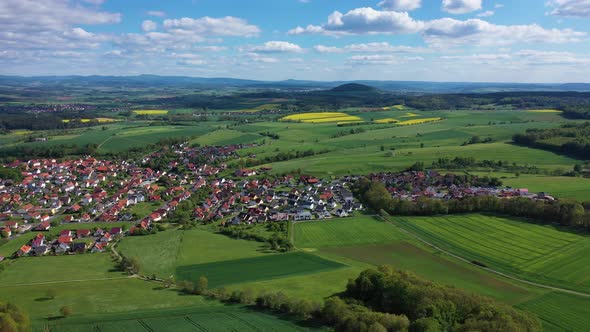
329, 83, 379, 93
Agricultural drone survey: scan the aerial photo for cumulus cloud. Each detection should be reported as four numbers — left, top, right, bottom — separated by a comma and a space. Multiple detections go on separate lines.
147, 10, 167, 17
378, 0, 422, 11
441, 50, 590, 66
245, 41, 304, 53
163, 16, 260, 37
288, 7, 424, 35
547, 0, 590, 18
424, 18, 586, 46
441, 0, 482, 14
477, 10, 495, 17
142, 20, 158, 32
314, 42, 428, 53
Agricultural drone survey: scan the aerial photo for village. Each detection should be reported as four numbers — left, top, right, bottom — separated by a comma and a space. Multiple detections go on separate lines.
1, 142, 557, 261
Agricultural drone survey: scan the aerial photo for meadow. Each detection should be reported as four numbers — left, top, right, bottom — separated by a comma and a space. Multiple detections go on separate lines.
393, 214, 590, 293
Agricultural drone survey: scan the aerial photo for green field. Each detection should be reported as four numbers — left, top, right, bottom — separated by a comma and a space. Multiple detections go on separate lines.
118, 229, 270, 278
516, 292, 590, 332
44, 304, 313, 332
393, 214, 590, 293
491, 173, 590, 201
293, 216, 404, 248
176, 252, 344, 288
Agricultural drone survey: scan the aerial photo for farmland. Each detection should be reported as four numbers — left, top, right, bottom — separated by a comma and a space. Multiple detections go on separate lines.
133, 110, 169, 115
392, 214, 590, 293
280, 112, 362, 123
44, 304, 313, 332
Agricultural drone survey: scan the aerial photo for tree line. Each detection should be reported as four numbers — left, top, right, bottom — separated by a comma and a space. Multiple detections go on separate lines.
354, 178, 590, 229
195, 265, 540, 331
513, 122, 590, 160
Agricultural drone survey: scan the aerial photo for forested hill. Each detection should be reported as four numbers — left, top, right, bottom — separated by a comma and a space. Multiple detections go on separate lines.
513, 122, 590, 160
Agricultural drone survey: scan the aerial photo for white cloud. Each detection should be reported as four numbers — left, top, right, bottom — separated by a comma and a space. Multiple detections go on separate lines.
442, 0, 482, 14
288, 7, 424, 35
163, 17, 260, 37
347, 54, 424, 65
314, 42, 428, 53
245, 41, 304, 53
424, 18, 586, 46
147, 10, 167, 18
547, 0, 590, 18
441, 49, 590, 66
245, 53, 279, 63
142, 20, 158, 32
477, 10, 495, 17
378, 0, 422, 11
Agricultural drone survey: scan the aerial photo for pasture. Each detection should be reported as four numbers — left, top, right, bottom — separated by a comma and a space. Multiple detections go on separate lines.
393, 214, 590, 293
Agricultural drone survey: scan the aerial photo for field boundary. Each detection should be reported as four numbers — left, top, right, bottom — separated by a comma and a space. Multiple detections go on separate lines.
381, 215, 590, 298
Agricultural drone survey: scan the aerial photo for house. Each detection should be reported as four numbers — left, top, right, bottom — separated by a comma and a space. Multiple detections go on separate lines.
4, 221, 19, 230
60, 230, 72, 237
55, 242, 70, 254
16, 245, 32, 257
58, 235, 73, 244
39, 214, 50, 222
100, 232, 112, 243
34, 245, 49, 256
72, 242, 88, 253
31, 233, 45, 248
35, 221, 51, 231
94, 228, 105, 237
235, 169, 256, 177
110, 227, 123, 235
76, 229, 91, 238
294, 211, 312, 221
334, 209, 349, 218
91, 242, 106, 253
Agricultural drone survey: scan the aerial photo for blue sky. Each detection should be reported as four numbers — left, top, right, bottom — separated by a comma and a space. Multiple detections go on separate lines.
2, 0, 590, 82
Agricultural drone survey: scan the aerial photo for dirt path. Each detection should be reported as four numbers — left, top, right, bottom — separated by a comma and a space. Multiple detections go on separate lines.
381, 215, 590, 298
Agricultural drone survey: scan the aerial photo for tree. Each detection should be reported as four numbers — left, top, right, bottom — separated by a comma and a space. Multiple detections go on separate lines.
163, 276, 175, 288
195, 276, 208, 295
0, 301, 30, 332
60, 306, 72, 317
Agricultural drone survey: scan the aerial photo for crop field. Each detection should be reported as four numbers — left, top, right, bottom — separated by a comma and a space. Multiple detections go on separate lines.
397, 117, 442, 125
400, 112, 419, 117
133, 110, 169, 115
294, 216, 404, 248
62, 118, 119, 123
175, 252, 344, 288
45, 305, 311, 332
280, 112, 362, 123
118, 229, 268, 278
393, 214, 590, 292
374, 118, 399, 124
516, 292, 590, 332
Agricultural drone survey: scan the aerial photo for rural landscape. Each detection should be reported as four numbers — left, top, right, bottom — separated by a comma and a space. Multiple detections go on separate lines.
3, 0, 590, 331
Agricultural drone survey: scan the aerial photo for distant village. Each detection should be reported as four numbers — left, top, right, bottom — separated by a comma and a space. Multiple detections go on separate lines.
1, 142, 555, 260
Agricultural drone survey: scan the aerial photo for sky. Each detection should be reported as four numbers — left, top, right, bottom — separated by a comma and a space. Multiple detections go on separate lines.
2, 0, 590, 82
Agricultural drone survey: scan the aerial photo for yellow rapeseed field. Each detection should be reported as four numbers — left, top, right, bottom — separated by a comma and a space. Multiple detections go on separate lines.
397, 117, 442, 125
62, 118, 118, 123
374, 118, 399, 124
133, 110, 169, 115
401, 112, 419, 117
281, 112, 361, 123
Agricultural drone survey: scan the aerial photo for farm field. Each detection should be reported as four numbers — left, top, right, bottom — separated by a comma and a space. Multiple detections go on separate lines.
133, 110, 169, 115
392, 214, 590, 293
118, 229, 269, 278
44, 304, 314, 332
281, 112, 362, 123
516, 292, 590, 332
293, 216, 405, 248
175, 252, 344, 288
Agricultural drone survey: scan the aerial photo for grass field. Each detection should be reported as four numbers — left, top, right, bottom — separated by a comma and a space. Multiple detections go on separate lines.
118, 229, 271, 278
44, 304, 313, 332
294, 216, 404, 248
176, 252, 344, 288
393, 214, 590, 293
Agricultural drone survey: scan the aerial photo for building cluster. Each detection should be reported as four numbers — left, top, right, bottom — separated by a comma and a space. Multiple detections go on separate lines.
367, 171, 555, 201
